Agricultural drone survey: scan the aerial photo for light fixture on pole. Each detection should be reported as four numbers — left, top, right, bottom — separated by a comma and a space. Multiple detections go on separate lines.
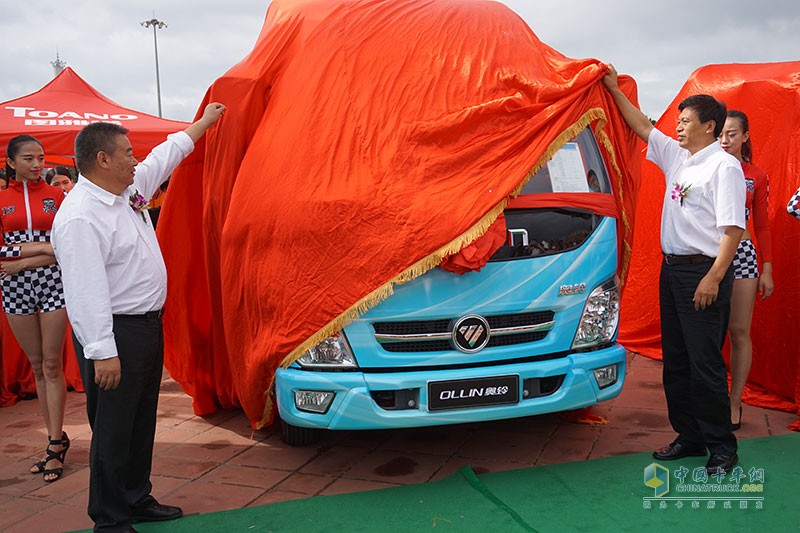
51, 50, 66, 77
141, 16, 167, 117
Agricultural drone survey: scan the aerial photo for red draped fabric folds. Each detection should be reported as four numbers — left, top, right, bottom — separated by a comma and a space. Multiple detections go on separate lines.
619, 62, 800, 429
159, 0, 642, 427
439, 213, 507, 275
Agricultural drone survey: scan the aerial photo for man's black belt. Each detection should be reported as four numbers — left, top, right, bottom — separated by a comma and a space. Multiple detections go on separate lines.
114, 309, 164, 319
663, 254, 714, 266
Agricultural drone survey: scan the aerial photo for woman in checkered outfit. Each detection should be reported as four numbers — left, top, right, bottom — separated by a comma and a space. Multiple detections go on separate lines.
719, 111, 774, 431
788, 186, 800, 220
1, 135, 70, 482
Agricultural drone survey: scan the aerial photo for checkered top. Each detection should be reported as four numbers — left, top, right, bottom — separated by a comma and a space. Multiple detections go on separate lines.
2, 229, 51, 245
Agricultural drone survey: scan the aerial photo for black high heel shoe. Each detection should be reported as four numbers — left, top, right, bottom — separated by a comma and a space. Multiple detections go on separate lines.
30, 431, 69, 474
730, 406, 742, 431
42, 432, 70, 482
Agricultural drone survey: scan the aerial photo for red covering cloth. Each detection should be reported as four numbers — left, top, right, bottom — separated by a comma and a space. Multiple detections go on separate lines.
159, 0, 642, 428
439, 214, 507, 275
618, 62, 800, 429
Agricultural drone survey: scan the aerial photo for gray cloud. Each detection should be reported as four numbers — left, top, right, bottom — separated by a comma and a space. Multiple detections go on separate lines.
1, 0, 798, 123
517, 0, 800, 117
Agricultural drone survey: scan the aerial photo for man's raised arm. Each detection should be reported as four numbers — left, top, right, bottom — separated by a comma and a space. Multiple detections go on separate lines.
184, 103, 227, 143
603, 64, 654, 143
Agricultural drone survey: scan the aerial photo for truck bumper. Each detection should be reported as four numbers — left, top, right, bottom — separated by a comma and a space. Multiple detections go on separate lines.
276, 343, 626, 430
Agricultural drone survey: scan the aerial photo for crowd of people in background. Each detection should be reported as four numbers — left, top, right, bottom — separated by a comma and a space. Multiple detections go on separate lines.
45, 166, 75, 195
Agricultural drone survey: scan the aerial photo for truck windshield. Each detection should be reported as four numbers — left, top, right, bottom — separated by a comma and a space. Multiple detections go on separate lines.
518, 127, 611, 194
490, 127, 612, 262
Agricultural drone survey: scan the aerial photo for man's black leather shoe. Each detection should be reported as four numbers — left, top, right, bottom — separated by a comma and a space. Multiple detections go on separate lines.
652, 442, 707, 460
706, 453, 738, 475
131, 502, 183, 523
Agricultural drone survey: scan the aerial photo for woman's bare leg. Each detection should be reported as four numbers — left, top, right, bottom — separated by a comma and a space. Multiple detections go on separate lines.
6, 310, 68, 477
728, 278, 758, 425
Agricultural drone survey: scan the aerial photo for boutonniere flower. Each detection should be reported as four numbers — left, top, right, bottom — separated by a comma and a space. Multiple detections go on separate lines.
671, 182, 692, 207
129, 190, 150, 222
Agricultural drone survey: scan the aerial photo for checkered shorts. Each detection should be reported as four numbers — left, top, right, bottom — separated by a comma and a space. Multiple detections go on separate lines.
732, 240, 759, 280
1, 230, 65, 314
789, 188, 800, 220
1, 264, 65, 314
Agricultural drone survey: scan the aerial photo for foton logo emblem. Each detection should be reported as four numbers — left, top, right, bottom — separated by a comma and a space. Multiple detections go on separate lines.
451, 315, 490, 353
459, 324, 484, 347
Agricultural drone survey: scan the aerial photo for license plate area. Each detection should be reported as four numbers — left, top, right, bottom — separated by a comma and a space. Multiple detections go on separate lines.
428, 375, 519, 411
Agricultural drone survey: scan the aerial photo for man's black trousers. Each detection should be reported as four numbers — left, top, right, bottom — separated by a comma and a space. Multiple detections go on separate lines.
659, 261, 737, 456
75, 314, 163, 532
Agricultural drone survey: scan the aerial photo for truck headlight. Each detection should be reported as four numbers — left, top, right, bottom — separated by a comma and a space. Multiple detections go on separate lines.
296, 334, 358, 369
572, 278, 620, 349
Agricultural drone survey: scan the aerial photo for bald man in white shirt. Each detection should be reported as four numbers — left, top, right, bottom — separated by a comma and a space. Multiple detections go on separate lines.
603, 65, 744, 476
52, 103, 225, 533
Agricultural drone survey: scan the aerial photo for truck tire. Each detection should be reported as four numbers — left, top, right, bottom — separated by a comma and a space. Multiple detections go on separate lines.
279, 418, 321, 446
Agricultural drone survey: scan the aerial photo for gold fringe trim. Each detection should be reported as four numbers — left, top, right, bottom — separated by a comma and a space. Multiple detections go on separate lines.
509, 108, 608, 199
257, 108, 626, 428
592, 114, 633, 287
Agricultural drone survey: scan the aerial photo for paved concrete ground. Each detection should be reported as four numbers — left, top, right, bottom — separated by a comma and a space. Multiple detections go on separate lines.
0, 352, 796, 532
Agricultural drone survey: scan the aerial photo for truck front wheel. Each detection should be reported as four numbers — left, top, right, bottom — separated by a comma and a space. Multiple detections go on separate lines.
279, 418, 322, 446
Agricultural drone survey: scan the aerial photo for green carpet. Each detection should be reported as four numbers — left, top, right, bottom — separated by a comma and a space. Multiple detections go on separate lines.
111, 434, 800, 532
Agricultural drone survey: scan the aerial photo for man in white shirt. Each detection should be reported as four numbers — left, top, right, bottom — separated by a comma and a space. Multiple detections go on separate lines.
52, 102, 225, 532
603, 66, 744, 475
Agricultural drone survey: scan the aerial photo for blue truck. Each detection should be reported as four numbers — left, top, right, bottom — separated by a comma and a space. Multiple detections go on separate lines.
275, 126, 625, 445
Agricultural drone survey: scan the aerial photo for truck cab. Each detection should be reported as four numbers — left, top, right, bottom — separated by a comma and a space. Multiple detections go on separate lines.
275, 125, 625, 445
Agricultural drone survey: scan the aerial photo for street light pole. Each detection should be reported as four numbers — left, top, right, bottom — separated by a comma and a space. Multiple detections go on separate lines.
141, 17, 167, 117
50, 50, 67, 77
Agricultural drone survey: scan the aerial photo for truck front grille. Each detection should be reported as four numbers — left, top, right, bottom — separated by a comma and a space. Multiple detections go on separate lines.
372, 311, 555, 353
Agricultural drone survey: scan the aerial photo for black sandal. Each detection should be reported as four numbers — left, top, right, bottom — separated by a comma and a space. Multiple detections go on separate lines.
42, 432, 70, 483
30, 432, 69, 474
30, 459, 46, 474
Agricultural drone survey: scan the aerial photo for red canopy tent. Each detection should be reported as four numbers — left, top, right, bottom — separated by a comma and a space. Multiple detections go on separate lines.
0, 67, 188, 166
0, 68, 189, 406
619, 62, 800, 430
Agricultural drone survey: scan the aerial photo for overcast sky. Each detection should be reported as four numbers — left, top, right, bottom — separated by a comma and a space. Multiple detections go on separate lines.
1, 0, 798, 123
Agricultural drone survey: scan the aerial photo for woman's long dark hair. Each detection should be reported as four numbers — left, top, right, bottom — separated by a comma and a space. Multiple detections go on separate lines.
5, 134, 43, 181
727, 110, 752, 163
